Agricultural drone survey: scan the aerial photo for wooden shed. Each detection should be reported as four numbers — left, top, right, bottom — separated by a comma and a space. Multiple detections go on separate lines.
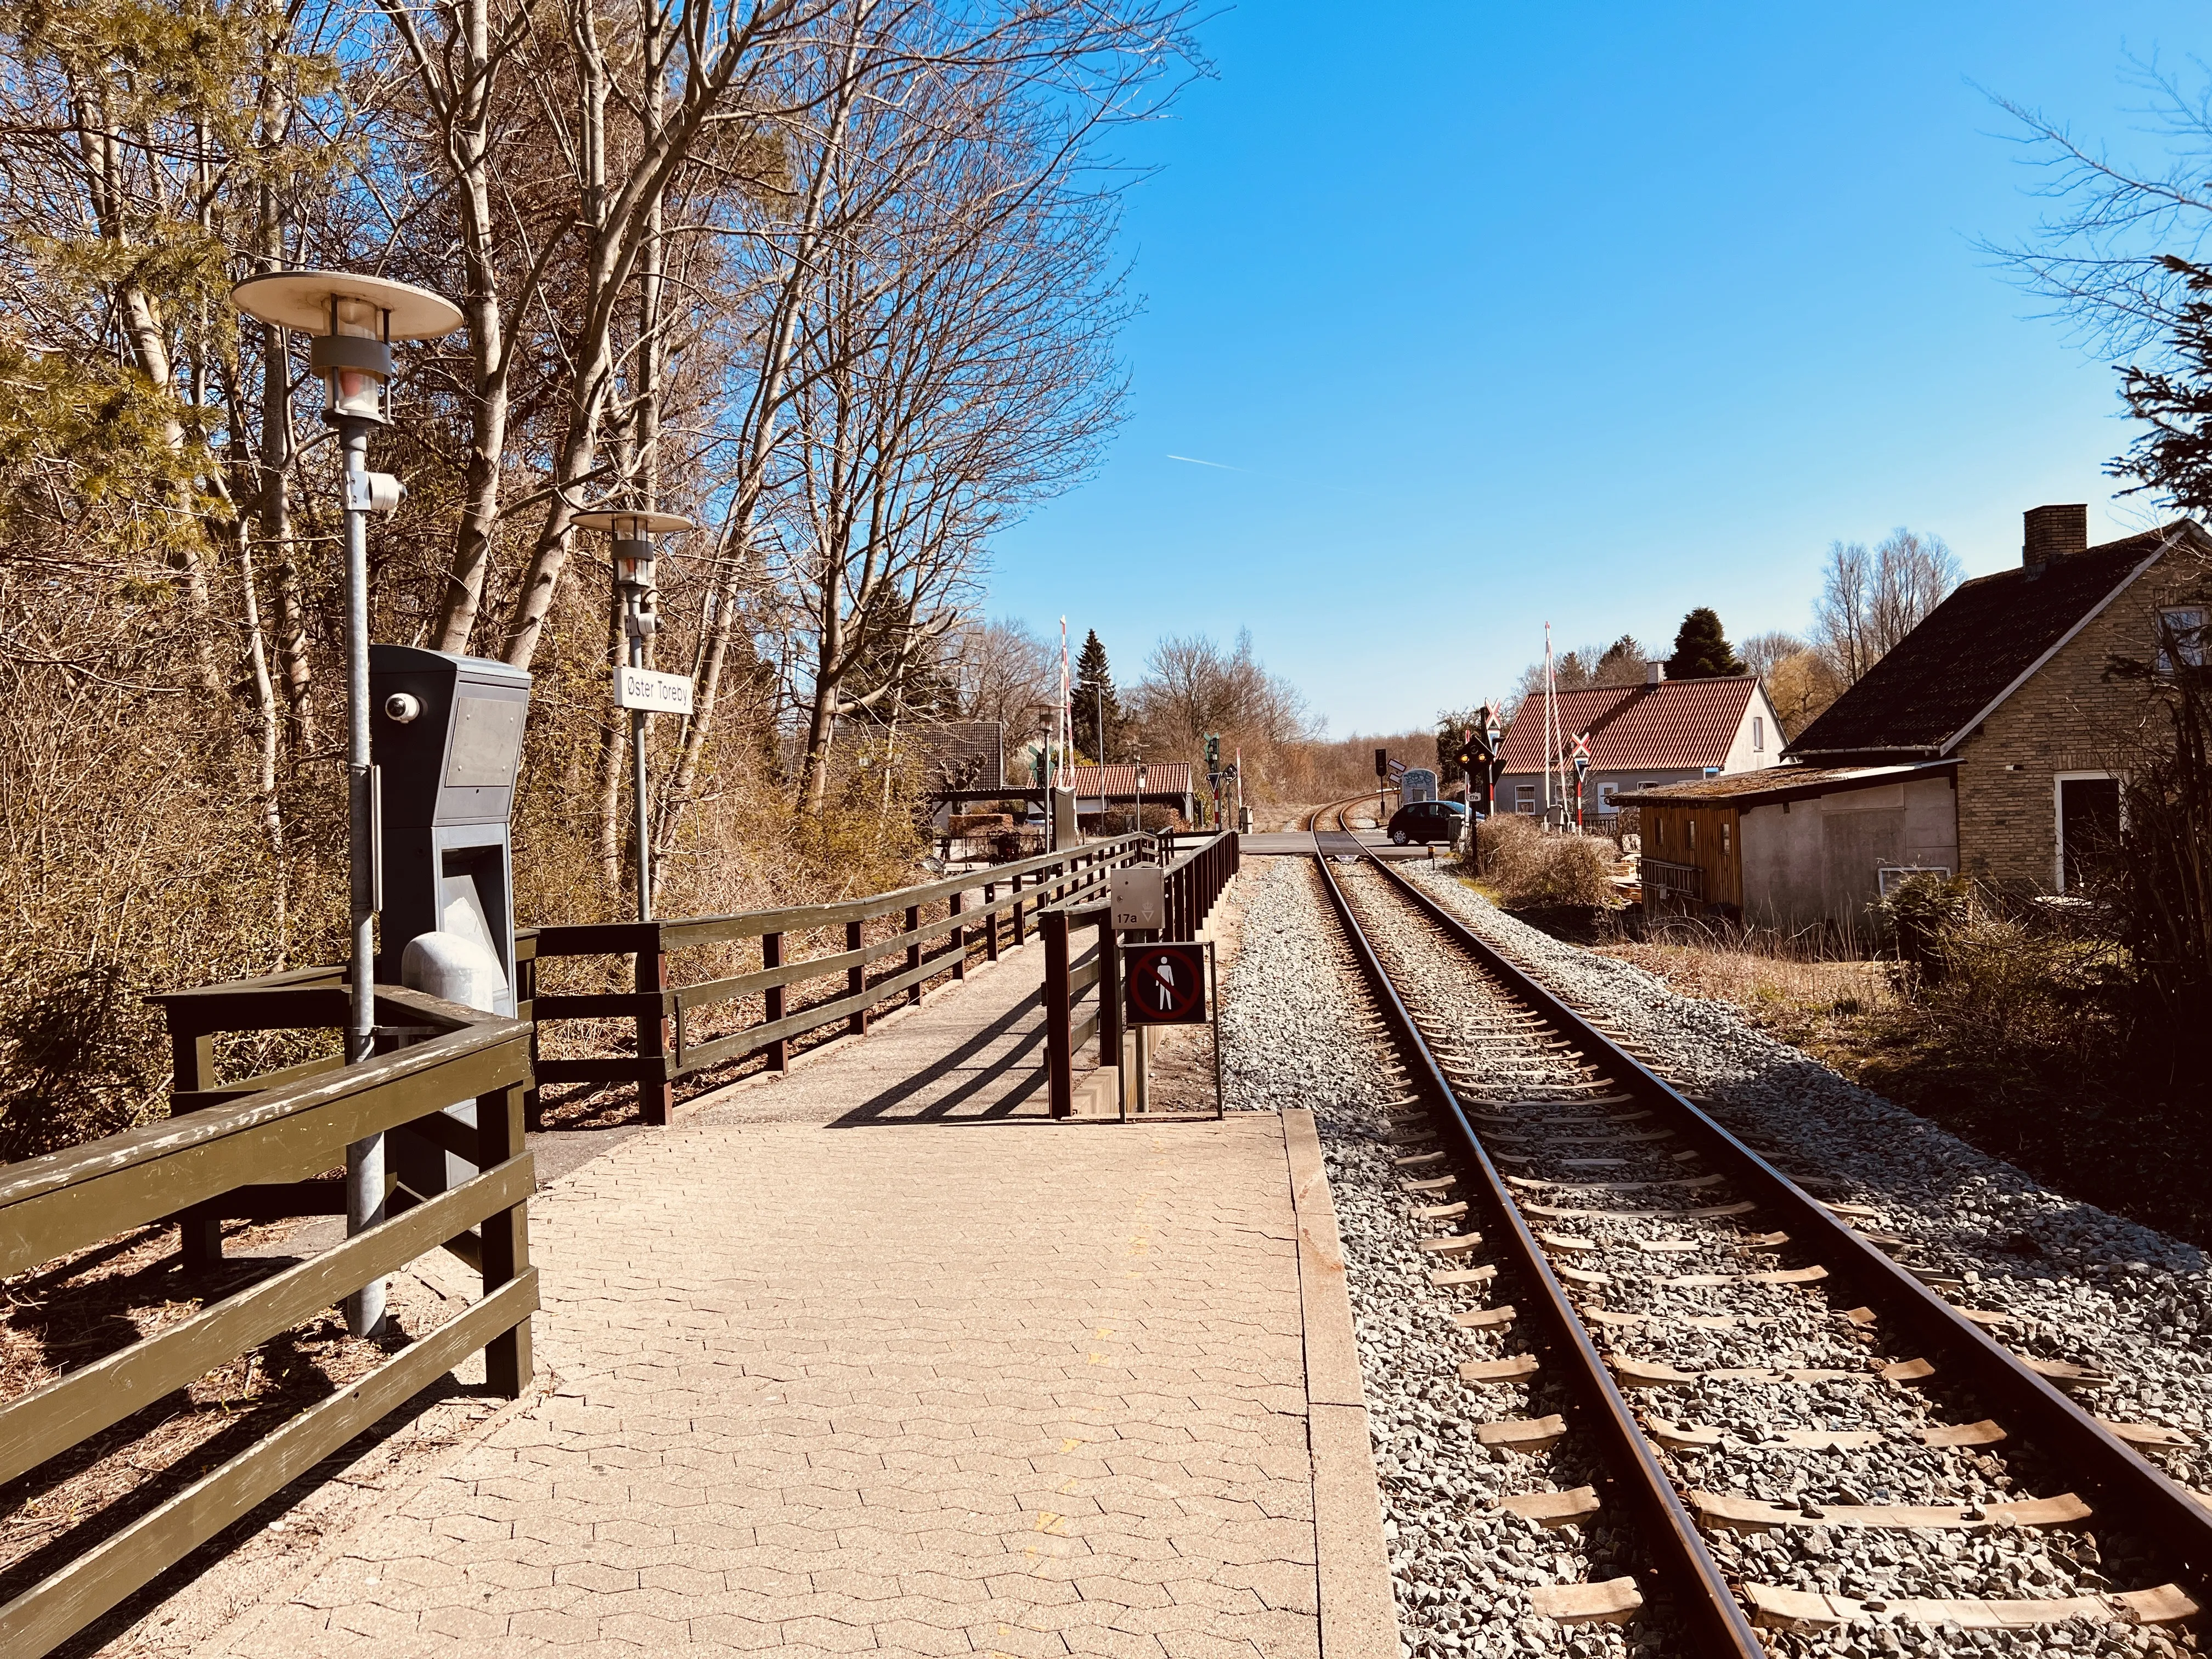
1634, 798, 1742, 913
1617, 761, 1961, 928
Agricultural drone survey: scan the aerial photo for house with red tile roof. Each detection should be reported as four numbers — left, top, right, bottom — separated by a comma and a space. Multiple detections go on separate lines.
1491, 668, 1782, 825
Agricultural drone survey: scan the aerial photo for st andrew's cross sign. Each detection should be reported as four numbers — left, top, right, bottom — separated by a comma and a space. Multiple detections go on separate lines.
1125, 943, 1207, 1025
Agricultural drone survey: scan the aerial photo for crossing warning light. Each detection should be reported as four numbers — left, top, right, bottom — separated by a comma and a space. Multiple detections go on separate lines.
1374, 746, 1389, 779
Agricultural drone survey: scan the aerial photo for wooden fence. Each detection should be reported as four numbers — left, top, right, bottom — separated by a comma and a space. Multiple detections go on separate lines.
522, 836, 1154, 1123
1042, 831, 1240, 1117
0, 986, 535, 1659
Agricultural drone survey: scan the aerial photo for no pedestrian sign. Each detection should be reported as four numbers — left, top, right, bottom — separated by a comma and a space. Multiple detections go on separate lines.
1125, 943, 1207, 1025
613, 665, 694, 714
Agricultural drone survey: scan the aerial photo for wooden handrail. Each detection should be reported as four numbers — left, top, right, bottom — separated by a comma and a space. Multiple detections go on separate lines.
149, 840, 1155, 1135
0, 1000, 536, 1659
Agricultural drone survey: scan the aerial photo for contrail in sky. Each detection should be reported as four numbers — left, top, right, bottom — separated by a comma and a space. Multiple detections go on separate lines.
1165, 454, 1242, 471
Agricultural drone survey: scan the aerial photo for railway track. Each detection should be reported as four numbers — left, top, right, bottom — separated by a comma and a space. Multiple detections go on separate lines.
1308, 832, 2211, 1652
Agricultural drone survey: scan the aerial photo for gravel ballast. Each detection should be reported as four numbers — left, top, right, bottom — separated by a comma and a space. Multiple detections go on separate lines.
1216, 854, 2211, 1659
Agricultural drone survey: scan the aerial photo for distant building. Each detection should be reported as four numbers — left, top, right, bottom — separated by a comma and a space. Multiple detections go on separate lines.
1621, 506, 2212, 927
1491, 666, 1781, 824
1064, 763, 1195, 825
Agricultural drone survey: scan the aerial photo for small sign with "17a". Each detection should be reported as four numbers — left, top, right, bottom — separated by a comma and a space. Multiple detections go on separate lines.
612, 666, 694, 714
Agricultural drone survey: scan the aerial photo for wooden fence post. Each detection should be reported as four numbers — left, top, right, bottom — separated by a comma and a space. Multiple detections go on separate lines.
516, 945, 542, 1131
906, 904, 923, 1006
762, 933, 787, 1071
1012, 871, 1027, 946
1097, 912, 1122, 1072
984, 882, 1000, 961
1043, 907, 1073, 1119
950, 890, 967, 980
475, 1080, 533, 1397
846, 918, 867, 1036
636, 945, 672, 1127
170, 1019, 223, 1266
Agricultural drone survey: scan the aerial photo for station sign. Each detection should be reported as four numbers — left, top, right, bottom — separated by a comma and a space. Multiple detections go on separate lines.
613, 666, 695, 714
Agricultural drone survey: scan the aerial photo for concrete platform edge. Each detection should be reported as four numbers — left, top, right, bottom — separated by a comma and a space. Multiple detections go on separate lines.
1283, 1108, 1403, 1659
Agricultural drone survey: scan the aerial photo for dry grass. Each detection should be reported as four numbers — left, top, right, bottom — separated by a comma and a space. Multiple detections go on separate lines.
1598, 903, 2212, 1250
1471, 816, 1617, 911
1596, 939, 1897, 1034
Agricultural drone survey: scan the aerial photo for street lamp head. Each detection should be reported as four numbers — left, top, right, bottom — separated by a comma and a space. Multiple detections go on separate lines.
574, 509, 695, 592
230, 270, 462, 427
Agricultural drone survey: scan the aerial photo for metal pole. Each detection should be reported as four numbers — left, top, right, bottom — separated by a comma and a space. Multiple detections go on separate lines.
629, 603, 652, 921
339, 417, 384, 1338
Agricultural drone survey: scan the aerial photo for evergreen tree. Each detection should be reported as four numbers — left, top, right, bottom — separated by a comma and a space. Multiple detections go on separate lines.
1664, 608, 1745, 679
1074, 629, 1124, 760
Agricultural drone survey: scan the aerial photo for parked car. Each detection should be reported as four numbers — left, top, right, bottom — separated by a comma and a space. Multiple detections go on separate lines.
1386, 799, 1467, 845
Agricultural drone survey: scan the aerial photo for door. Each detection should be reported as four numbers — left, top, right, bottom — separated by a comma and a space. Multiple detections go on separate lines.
2058, 776, 2121, 891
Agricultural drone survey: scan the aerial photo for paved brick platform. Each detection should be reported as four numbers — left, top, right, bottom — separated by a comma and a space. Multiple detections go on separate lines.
196, 959, 1390, 1658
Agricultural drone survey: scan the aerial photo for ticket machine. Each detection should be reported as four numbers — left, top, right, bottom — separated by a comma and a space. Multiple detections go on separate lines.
370, 645, 532, 1199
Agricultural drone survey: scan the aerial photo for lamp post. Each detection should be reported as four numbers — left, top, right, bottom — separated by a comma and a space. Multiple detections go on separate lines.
573, 510, 695, 921
230, 270, 462, 1336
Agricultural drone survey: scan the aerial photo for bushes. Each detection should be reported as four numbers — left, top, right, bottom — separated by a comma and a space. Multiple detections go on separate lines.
1472, 815, 1617, 909
1871, 871, 1973, 980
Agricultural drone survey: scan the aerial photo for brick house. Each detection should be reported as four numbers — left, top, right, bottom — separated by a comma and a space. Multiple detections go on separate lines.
1620, 505, 2212, 926
1491, 668, 1781, 825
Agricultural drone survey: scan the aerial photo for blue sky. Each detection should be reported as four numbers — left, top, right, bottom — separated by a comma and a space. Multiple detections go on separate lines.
983, 2, 2208, 736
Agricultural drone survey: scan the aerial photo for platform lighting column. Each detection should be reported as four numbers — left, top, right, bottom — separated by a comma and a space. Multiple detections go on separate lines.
229, 270, 463, 1336
574, 511, 696, 921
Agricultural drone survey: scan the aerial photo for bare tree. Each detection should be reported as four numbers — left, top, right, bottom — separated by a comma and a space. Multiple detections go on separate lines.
1814, 528, 1961, 685
776, 46, 1135, 810
1739, 629, 1805, 682
1987, 63, 2212, 358
1127, 629, 1312, 796
946, 617, 1057, 737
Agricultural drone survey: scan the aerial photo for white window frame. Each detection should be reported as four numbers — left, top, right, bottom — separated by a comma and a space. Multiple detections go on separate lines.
2052, 770, 2123, 893
2158, 606, 2207, 673
1595, 782, 1620, 815
1751, 716, 1764, 753
1878, 866, 1951, 895
1514, 784, 1537, 814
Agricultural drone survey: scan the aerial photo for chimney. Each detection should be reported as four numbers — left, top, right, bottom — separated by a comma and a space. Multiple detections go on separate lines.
2023, 504, 2089, 567
1645, 661, 1666, 686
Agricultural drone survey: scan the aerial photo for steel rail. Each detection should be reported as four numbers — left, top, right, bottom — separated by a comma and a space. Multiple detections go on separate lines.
1353, 844, 2212, 1597
1310, 831, 1768, 1655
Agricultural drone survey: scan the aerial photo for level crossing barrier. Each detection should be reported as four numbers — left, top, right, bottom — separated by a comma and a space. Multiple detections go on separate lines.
1041, 831, 1240, 1118
0, 988, 535, 1659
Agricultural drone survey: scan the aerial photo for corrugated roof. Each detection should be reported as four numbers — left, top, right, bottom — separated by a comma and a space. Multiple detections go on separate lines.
1496, 678, 1759, 774
1065, 763, 1192, 798
1612, 759, 1955, 808
1790, 526, 2190, 761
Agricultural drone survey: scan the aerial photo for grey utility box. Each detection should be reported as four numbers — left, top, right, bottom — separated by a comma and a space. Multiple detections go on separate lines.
370, 645, 532, 1205
370, 644, 532, 1013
